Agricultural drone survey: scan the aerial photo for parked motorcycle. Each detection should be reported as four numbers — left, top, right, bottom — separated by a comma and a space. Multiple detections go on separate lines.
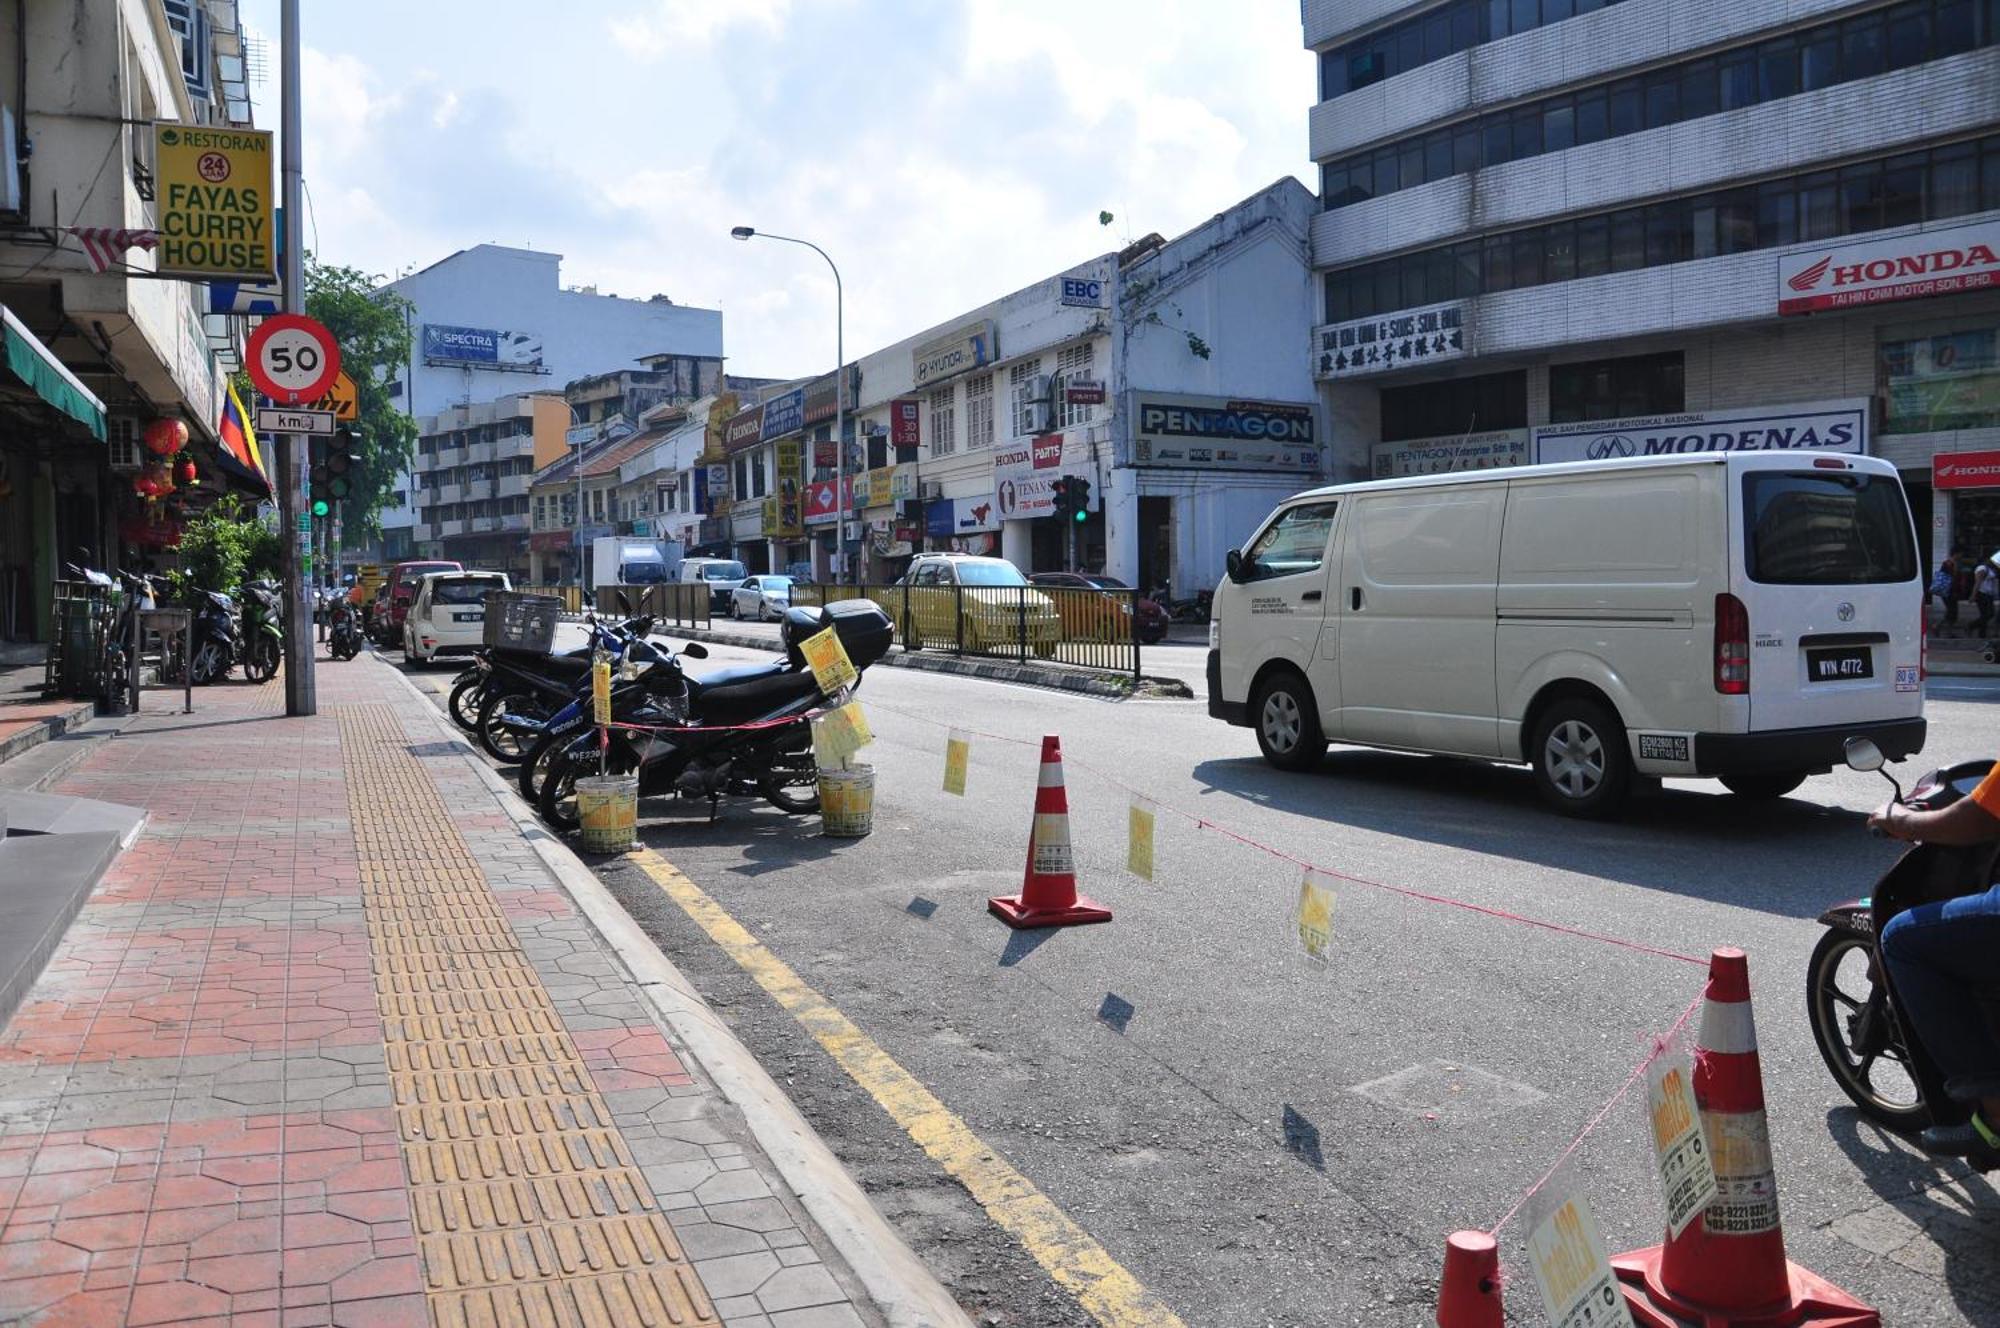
1808, 737, 1998, 1164
529, 601, 894, 832
328, 597, 363, 660
239, 579, 284, 682
454, 614, 659, 761
185, 589, 239, 686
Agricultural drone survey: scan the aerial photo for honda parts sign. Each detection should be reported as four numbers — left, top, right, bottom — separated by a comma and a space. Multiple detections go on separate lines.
1778, 219, 2000, 316
1933, 450, 2000, 490
1532, 399, 1868, 465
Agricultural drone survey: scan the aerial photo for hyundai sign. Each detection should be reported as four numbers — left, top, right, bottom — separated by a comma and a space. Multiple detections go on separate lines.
1778, 219, 2000, 316
1532, 399, 1868, 465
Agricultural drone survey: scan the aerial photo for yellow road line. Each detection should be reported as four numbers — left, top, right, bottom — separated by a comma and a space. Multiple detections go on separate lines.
631, 848, 1187, 1328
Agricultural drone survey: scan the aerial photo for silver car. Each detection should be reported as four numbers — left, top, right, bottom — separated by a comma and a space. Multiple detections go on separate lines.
729, 574, 794, 622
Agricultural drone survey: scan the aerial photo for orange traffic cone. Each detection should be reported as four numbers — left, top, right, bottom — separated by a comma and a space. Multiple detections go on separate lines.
988, 735, 1112, 929
1436, 1230, 1502, 1328
1612, 948, 1877, 1327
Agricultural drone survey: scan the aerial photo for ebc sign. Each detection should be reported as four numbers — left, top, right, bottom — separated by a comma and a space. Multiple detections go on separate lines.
1060, 276, 1107, 308
1778, 219, 2000, 315
1532, 399, 1868, 465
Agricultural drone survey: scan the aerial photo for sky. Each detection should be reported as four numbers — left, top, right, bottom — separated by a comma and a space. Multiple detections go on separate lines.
235, 0, 1315, 383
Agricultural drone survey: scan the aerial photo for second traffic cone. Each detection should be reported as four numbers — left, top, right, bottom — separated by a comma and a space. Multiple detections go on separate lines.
988, 735, 1112, 929
1436, 1230, 1502, 1328
1611, 948, 1877, 1327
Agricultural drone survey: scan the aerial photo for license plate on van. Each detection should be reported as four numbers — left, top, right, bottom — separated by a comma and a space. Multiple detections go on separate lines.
1806, 646, 1872, 682
453, 611, 482, 623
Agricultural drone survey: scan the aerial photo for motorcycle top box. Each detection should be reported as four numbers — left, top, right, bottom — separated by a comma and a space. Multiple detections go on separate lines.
782, 600, 894, 673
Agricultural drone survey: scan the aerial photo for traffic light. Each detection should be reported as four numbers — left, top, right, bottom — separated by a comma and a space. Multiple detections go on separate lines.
1050, 476, 1073, 520
311, 498, 330, 518
327, 426, 355, 501
1068, 476, 1091, 523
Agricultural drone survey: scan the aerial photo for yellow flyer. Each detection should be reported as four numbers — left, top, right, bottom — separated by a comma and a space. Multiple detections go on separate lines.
942, 729, 970, 796
591, 656, 612, 728
1527, 1193, 1634, 1328
1295, 870, 1335, 964
812, 701, 872, 766
1127, 797, 1156, 880
800, 626, 859, 695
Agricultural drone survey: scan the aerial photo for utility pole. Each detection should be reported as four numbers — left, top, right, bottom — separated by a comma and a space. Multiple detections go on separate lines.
277, 0, 314, 714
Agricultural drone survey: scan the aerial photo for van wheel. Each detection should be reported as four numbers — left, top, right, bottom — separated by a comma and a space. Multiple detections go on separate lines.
1529, 698, 1632, 818
1720, 771, 1809, 801
1253, 671, 1324, 772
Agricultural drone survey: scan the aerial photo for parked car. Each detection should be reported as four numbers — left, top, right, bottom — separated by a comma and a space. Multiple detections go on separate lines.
1209, 452, 1925, 818
678, 557, 749, 613
375, 559, 462, 645
1029, 571, 1169, 644
404, 570, 511, 665
901, 554, 1061, 655
730, 575, 794, 622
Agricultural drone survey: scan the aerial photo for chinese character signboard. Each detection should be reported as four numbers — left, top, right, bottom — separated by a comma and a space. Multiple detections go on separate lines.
153, 124, 276, 280
761, 388, 805, 441
773, 438, 804, 535
1313, 300, 1473, 380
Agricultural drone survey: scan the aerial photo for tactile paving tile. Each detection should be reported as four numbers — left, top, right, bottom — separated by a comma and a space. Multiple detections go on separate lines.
338, 705, 718, 1326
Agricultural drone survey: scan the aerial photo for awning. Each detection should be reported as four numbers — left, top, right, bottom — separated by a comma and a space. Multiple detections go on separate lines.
0, 305, 106, 441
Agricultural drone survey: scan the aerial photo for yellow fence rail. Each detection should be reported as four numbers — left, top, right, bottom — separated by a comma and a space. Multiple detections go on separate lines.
794, 583, 1140, 679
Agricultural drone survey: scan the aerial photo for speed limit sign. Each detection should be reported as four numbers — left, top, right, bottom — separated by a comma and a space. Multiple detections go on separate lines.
246, 313, 341, 405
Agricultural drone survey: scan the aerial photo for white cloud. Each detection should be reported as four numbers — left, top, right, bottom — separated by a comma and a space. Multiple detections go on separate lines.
610, 0, 793, 59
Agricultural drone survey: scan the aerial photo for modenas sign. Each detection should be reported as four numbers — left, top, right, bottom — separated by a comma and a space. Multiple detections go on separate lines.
1778, 219, 2000, 316
912, 320, 997, 388
1532, 399, 1868, 465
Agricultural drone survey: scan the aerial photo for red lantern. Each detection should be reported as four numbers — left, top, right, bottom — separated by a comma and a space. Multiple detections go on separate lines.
144, 418, 188, 456
176, 457, 197, 485
133, 472, 157, 500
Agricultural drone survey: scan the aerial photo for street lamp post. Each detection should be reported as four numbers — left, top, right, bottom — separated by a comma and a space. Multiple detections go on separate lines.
731, 226, 844, 583
570, 403, 589, 599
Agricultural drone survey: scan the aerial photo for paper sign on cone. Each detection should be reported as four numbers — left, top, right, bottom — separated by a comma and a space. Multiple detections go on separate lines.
812, 701, 872, 766
800, 626, 859, 695
1127, 797, 1156, 880
1529, 1193, 1635, 1328
1648, 1053, 1718, 1239
1295, 870, 1335, 964
943, 729, 970, 795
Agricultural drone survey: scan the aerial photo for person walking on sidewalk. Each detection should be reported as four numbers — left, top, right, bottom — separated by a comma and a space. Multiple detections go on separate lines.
1975, 555, 1998, 639
1933, 548, 1965, 634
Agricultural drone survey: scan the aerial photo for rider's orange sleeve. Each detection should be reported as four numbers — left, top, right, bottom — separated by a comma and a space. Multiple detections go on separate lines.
1971, 765, 2000, 817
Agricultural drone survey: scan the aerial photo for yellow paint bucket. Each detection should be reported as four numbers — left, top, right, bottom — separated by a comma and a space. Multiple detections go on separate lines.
574, 774, 638, 853
818, 765, 875, 838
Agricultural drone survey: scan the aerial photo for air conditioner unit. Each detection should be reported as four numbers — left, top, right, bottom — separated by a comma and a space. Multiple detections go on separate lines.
1028, 374, 1053, 401
1022, 401, 1053, 433
106, 419, 142, 472
920, 480, 943, 500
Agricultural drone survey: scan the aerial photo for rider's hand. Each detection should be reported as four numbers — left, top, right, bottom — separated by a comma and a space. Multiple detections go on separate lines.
1868, 801, 1909, 841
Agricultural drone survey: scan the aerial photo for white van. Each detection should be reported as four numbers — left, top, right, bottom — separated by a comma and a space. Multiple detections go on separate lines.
1208, 452, 1925, 816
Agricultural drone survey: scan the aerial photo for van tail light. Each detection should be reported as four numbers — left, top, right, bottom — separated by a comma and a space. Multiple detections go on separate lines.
1715, 593, 1750, 694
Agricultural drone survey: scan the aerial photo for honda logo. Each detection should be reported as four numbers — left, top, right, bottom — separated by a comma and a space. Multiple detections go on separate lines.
1787, 255, 1831, 291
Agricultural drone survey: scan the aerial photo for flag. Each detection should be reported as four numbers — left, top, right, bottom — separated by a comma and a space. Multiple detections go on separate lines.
67, 228, 159, 274
216, 378, 272, 496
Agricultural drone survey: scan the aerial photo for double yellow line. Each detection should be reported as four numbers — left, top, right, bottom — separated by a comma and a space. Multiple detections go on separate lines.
632, 849, 1186, 1328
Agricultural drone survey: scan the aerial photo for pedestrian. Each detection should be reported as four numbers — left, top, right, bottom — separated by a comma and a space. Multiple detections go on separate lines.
1936, 546, 1967, 634
1974, 556, 1998, 639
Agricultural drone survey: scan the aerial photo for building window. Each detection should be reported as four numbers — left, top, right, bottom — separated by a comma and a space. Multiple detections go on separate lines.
1009, 358, 1045, 437
1549, 352, 1685, 423
1055, 343, 1096, 429
965, 373, 995, 449
1320, 1, 2000, 214
1380, 370, 1528, 442
1882, 325, 2000, 434
534, 496, 545, 527
1318, 0, 1623, 102
734, 455, 749, 502
928, 385, 957, 456
1323, 134, 2000, 322
752, 451, 768, 499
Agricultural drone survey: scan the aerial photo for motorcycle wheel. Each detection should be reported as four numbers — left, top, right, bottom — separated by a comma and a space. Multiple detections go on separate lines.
1806, 929, 1931, 1132
448, 674, 487, 733
189, 641, 223, 686
759, 747, 822, 815
520, 728, 566, 802
477, 691, 541, 763
243, 639, 279, 683
537, 750, 588, 831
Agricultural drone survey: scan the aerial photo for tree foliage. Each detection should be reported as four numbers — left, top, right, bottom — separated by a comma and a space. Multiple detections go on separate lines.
171, 496, 283, 600
304, 258, 417, 542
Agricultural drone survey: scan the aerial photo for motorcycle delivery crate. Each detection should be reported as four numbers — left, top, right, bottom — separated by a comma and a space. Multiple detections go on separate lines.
484, 591, 562, 655
782, 600, 893, 673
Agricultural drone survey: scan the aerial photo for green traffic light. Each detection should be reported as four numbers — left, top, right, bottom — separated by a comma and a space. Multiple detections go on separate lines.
1073, 508, 1087, 523
311, 499, 329, 518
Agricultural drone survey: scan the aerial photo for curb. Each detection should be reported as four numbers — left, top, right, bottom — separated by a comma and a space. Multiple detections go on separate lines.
375, 657, 972, 1328
0, 699, 97, 769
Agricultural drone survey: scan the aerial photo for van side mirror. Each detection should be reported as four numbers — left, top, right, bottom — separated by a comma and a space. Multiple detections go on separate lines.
1225, 549, 1244, 583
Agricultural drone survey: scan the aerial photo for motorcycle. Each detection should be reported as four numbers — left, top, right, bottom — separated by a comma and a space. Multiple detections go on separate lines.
1808, 736, 1998, 1165
186, 589, 239, 686
328, 598, 363, 660
239, 579, 284, 682
529, 601, 894, 832
453, 614, 659, 761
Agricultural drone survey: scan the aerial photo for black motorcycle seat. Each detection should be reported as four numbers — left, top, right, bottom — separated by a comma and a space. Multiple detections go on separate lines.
697, 670, 821, 727
688, 661, 790, 691
492, 648, 592, 678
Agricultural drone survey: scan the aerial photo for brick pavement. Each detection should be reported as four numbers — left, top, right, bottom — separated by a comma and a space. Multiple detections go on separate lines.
0, 661, 872, 1328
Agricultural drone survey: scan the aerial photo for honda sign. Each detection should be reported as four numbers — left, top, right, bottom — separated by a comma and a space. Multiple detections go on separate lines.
1778, 219, 2000, 316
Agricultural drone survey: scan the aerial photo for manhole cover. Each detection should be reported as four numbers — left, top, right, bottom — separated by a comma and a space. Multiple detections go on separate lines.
1349, 1059, 1546, 1122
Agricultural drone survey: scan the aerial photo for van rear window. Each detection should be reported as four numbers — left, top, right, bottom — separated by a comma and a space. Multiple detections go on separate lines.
1743, 472, 1916, 585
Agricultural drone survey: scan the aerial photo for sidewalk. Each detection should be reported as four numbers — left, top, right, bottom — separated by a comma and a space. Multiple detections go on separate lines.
0, 655, 963, 1327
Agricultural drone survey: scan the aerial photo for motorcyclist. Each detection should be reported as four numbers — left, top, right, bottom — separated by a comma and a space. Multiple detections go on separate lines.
1869, 778, 2000, 1167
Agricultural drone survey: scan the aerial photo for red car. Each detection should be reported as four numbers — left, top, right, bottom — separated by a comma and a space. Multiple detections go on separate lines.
1028, 572, 1170, 643
375, 559, 462, 646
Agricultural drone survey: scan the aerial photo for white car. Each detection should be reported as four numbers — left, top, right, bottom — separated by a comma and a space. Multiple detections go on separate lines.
730, 574, 794, 622
404, 570, 511, 665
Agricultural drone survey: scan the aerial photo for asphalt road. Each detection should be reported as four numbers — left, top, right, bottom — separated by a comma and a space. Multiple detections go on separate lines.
405, 642, 2000, 1327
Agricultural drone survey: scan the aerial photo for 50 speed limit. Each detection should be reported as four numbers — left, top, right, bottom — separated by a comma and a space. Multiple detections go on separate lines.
246, 313, 341, 404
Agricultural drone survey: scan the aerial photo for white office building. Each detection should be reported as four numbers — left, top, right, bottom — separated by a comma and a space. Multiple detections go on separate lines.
373, 244, 723, 561
1305, 0, 2000, 564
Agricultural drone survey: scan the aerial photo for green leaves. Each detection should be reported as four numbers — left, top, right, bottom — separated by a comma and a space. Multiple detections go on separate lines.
303, 258, 418, 542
